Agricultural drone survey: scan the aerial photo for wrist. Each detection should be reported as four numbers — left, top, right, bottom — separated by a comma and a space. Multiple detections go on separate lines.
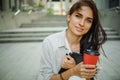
61, 67, 75, 80
72, 65, 79, 76
60, 73, 64, 80
86, 78, 94, 80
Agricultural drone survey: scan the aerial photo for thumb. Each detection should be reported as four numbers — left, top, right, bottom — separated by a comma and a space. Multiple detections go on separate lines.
79, 62, 83, 64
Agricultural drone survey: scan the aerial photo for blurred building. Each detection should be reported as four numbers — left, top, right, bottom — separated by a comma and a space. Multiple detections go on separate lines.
0, 0, 23, 11
0, 0, 120, 12
95, 0, 120, 9
0, 0, 120, 34
0, 0, 36, 12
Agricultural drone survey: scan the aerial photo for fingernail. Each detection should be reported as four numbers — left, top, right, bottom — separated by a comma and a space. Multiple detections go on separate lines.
64, 60, 67, 62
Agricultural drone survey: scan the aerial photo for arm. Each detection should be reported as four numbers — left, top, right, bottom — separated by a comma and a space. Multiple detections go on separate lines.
86, 78, 93, 80
61, 54, 76, 69
40, 39, 96, 80
50, 55, 76, 80
40, 39, 55, 80
40, 39, 76, 80
40, 38, 76, 80
50, 68, 75, 80
50, 62, 97, 80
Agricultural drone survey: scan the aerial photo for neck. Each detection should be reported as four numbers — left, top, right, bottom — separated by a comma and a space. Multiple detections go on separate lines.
66, 29, 82, 45
66, 29, 82, 52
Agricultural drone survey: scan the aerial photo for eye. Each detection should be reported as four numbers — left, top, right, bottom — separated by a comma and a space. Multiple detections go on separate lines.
75, 14, 80, 18
86, 19, 93, 23
75, 14, 82, 18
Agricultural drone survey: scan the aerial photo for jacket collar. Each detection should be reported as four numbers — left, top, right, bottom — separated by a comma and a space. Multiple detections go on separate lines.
57, 30, 68, 50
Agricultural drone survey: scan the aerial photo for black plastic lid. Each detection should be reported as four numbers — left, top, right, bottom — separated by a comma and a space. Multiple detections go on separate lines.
84, 49, 100, 56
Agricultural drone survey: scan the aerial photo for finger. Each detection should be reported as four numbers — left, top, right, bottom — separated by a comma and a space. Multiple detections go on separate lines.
80, 62, 83, 64
66, 55, 73, 60
65, 55, 75, 64
83, 64, 96, 69
87, 68, 96, 71
62, 57, 67, 62
81, 75, 94, 78
85, 69, 96, 75
81, 72, 95, 77
64, 58, 68, 62
81, 70, 96, 78
64, 58, 73, 64
78, 62, 83, 65
80, 67, 96, 73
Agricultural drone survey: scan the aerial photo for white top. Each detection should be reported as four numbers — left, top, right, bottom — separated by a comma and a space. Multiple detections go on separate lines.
65, 36, 72, 53
65, 33, 85, 80
40, 30, 70, 80
39, 30, 99, 80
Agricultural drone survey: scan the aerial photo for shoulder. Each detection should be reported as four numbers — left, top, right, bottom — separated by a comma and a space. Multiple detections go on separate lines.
42, 30, 65, 48
43, 31, 65, 43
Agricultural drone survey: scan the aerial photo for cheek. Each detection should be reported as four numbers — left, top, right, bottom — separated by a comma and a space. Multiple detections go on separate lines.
84, 24, 92, 32
69, 18, 79, 27
72, 17, 80, 23
86, 23, 92, 29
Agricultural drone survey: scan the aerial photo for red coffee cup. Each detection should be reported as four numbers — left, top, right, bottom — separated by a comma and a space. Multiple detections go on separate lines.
83, 49, 99, 66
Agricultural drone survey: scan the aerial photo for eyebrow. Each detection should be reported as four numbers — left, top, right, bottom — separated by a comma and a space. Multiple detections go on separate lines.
76, 12, 93, 20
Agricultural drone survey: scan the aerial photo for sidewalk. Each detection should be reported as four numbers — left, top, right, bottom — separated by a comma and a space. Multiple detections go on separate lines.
0, 41, 120, 80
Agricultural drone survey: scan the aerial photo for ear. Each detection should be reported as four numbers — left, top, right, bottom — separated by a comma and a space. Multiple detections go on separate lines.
67, 15, 70, 22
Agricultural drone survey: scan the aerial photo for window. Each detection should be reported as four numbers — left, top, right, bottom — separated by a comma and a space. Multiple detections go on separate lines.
109, 0, 119, 8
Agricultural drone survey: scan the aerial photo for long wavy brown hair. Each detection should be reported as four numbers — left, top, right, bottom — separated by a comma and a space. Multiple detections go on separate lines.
67, 0, 107, 54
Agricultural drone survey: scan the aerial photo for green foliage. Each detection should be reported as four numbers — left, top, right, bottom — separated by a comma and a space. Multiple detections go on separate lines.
38, 2, 44, 9
47, 8, 54, 15
21, 8, 34, 12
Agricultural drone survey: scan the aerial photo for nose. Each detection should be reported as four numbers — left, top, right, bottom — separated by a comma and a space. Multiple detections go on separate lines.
79, 18, 85, 27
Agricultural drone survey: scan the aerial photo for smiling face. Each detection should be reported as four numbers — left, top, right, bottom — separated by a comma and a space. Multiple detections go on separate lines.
67, 6, 93, 37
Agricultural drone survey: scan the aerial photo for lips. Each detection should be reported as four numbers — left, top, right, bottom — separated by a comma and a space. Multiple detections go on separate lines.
75, 26, 84, 32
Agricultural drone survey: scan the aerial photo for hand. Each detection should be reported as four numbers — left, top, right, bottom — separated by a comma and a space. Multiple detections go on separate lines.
61, 54, 76, 69
73, 62, 97, 79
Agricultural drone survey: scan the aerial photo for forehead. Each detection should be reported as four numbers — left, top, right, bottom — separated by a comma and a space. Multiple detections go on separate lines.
74, 6, 93, 18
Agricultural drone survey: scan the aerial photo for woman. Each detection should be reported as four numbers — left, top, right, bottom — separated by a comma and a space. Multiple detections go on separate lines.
39, 0, 106, 80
